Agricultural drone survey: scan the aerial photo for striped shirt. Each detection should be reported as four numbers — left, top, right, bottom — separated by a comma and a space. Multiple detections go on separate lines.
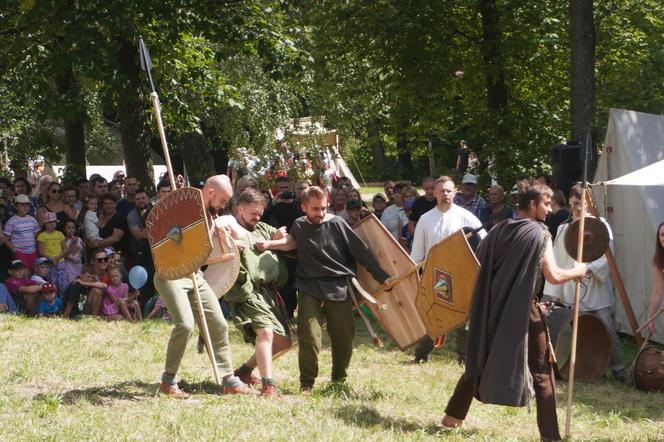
3, 215, 40, 253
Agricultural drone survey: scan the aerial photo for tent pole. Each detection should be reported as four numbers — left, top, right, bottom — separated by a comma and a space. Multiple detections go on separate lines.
585, 189, 644, 347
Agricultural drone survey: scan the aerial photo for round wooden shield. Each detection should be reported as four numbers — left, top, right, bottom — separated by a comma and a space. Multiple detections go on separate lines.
203, 216, 241, 298
146, 187, 212, 280
564, 217, 610, 263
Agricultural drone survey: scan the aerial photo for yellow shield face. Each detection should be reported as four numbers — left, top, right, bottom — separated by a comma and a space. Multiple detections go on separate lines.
416, 229, 480, 338
146, 187, 212, 280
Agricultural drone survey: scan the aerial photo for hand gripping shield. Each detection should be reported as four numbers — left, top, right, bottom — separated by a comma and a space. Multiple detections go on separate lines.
146, 187, 212, 280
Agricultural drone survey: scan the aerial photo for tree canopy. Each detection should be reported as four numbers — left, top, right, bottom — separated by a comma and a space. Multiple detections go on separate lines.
1, 1, 663, 186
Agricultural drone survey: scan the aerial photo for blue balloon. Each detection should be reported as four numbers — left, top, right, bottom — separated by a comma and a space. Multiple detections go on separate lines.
128, 266, 148, 289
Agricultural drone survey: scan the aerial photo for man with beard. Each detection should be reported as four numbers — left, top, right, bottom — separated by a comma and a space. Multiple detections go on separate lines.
221, 188, 292, 396
154, 174, 254, 398
126, 188, 155, 306
441, 180, 587, 441
257, 186, 391, 392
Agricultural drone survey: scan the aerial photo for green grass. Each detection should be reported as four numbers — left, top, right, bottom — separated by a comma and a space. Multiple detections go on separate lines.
0, 315, 661, 441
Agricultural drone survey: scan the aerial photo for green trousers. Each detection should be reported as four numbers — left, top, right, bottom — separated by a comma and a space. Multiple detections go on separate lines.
297, 292, 354, 387
155, 271, 234, 384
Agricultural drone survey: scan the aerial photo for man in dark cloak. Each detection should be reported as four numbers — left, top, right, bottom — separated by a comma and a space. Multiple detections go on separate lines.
441, 181, 587, 441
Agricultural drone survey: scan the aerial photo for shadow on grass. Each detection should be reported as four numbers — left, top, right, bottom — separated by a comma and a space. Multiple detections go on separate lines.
48, 380, 223, 406
333, 403, 477, 437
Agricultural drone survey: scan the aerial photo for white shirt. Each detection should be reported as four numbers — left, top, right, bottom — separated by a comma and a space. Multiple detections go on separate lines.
84, 210, 101, 241
543, 218, 614, 311
380, 204, 408, 240
410, 204, 485, 264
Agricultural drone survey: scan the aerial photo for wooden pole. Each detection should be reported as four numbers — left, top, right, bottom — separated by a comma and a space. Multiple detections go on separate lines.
149, 91, 221, 385
636, 305, 664, 334
565, 187, 587, 438
585, 190, 644, 347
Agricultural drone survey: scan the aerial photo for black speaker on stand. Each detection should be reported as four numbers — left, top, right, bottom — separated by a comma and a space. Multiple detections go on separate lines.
551, 141, 582, 197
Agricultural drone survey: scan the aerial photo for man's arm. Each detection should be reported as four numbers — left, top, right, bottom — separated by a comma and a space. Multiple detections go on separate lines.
542, 237, 587, 284
410, 221, 426, 264
256, 234, 296, 252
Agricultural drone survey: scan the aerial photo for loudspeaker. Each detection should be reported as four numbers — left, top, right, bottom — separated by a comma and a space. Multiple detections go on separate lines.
551, 142, 582, 196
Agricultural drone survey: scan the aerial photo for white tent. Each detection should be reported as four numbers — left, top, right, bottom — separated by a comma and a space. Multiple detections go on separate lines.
592, 108, 664, 343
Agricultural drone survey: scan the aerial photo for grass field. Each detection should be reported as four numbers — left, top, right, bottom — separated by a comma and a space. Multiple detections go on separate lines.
0, 315, 662, 441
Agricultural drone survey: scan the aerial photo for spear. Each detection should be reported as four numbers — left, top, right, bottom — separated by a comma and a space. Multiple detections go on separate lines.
565, 129, 593, 437
139, 37, 221, 385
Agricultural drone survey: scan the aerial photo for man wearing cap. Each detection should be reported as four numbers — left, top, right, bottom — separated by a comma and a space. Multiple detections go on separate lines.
6, 259, 42, 315
3, 194, 40, 269
371, 194, 387, 219
345, 199, 364, 227
410, 176, 486, 364
453, 174, 488, 224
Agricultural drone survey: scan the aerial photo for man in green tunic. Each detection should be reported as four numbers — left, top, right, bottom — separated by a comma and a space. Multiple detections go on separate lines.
224, 188, 292, 396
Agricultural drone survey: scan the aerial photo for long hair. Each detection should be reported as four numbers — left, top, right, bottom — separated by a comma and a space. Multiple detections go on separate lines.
654, 222, 664, 271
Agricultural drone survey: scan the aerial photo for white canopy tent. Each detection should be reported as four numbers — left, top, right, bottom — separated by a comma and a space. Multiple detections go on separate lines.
591, 108, 664, 343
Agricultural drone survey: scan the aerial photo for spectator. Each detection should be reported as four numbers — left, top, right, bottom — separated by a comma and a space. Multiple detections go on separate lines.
62, 186, 81, 219
3, 194, 40, 269
11, 177, 35, 220
32, 175, 54, 209
62, 263, 105, 319
453, 174, 488, 224
456, 140, 470, 174
31, 257, 52, 285
108, 179, 123, 200
371, 194, 387, 219
36, 181, 76, 230
107, 265, 141, 321
126, 188, 155, 306
481, 185, 513, 230
80, 195, 101, 248
156, 180, 172, 201
410, 177, 437, 224
62, 219, 84, 286
0, 282, 18, 314
545, 189, 570, 240
36, 282, 61, 317
383, 180, 396, 205
345, 199, 363, 227
294, 180, 310, 200
146, 295, 171, 321
75, 177, 90, 201
380, 183, 408, 241
263, 178, 303, 232
96, 193, 128, 253
329, 186, 347, 218
90, 176, 108, 197
37, 212, 67, 294
6, 259, 41, 315
117, 176, 139, 216
646, 222, 664, 335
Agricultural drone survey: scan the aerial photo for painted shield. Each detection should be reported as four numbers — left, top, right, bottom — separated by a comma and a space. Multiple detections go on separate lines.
353, 215, 427, 350
416, 229, 480, 339
203, 216, 241, 297
146, 187, 212, 280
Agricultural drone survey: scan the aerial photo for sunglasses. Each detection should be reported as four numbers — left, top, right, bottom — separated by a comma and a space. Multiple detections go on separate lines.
96, 257, 109, 263
50, 189, 61, 194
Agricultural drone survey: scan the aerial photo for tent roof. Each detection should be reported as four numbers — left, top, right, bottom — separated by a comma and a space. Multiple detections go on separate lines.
597, 158, 664, 186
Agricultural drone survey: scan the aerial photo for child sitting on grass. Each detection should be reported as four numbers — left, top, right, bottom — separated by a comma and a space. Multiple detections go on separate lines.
146, 295, 171, 321
36, 282, 62, 317
107, 265, 141, 321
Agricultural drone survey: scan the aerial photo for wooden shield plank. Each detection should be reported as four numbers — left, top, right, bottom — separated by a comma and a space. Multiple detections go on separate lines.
146, 187, 212, 280
353, 215, 426, 350
416, 229, 480, 339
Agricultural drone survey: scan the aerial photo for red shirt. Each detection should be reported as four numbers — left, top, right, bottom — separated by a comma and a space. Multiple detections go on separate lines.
5, 277, 39, 297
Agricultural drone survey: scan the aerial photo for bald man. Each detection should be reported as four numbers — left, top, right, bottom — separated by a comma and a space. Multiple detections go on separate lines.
155, 174, 255, 398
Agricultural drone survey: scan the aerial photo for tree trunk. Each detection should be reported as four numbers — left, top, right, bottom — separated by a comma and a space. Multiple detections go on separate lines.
116, 36, 155, 193
570, 0, 595, 143
396, 130, 413, 180
180, 131, 215, 183
367, 118, 385, 172
478, 0, 510, 183
53, 60, 86, 174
